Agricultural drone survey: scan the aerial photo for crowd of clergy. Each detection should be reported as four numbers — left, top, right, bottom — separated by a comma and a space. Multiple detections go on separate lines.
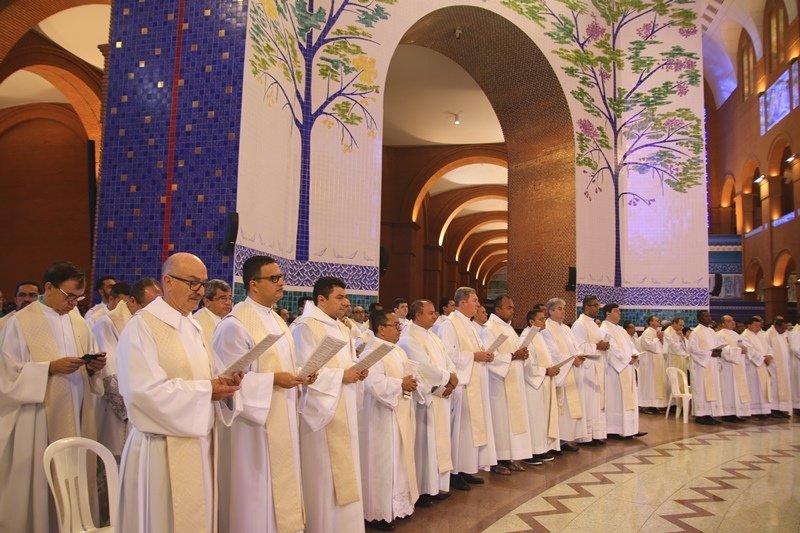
1, 254, 799, 533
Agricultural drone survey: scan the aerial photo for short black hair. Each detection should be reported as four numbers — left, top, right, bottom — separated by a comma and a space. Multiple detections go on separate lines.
110, 282, 131, 298
646, 314, 659, 326
774, 318, 787, 328
44, 262, 86, 288
95, 276, 116, 291
409, 299, 431, 321
242, 255, 277, 289
370, 308, 393, 334
368, 302, 383, 313
132, 277, 160, 305
744, 315, 762, 326
696, 310, 709, 321
392, 298, 407, 310
623, 321, 635, 329
438, 296, 452, 313
582, 294, 598, 307
493, 294, 510, 308
602, 303, 619, 315
313, 277, 346, 305
16, 280, 41, 294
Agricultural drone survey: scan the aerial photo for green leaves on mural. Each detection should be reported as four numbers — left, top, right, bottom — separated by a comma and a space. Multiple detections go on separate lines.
502, 0, 703, 286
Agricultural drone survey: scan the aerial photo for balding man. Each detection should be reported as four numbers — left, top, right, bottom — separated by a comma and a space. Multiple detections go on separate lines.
116, 252, 242, 531
0, 261, 106, 532
717, 315, 751, 422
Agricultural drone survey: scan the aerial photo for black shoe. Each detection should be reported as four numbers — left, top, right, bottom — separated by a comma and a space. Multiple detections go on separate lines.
461, 472, 485, 484
522, 456, 543, 465
711, 417, 722, 424
735, 416, 748, 422
773, 410, 791, 419
593, 439, 606, 446
695, 415, 717, 425
607, 433, 625, 440
431, 491, 450, 501
633, 431, 648, 438
533, 453, 556, 462
560, 442, 579, 452
366, 520, 395, 531
549, 448, 563, 456
415, 494, 434, 507
450, 473, 470, 491
721, 415, 740, 423
754, 414, 769, 420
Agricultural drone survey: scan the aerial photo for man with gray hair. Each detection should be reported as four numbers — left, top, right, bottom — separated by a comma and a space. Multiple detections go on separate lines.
533, 298, 586, 452
194, 279, 232, 349
437, 287, 498, 488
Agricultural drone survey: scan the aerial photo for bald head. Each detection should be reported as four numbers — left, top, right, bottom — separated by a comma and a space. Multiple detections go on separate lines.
721, 315, 735, 330
162, 252, 208, 315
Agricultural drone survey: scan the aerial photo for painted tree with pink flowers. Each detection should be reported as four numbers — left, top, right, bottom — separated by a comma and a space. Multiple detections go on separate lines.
504, 0, 703, 286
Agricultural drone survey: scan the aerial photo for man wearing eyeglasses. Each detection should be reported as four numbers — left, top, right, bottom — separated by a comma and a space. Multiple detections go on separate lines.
194, 279, 233, 350
115, 252, 242, 532
292, 276, 368, 533
214, 255, 312, 533
0, 281, 41, 333
0, 261, 106, 533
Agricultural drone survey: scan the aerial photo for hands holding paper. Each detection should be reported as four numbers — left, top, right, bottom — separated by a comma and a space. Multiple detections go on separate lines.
211, 371, 243, 401
511, 347, 529, 361
474, 351, 494, 363
343, 368, 368, 383
573, 355, 586, 367
274, 371, 318, 389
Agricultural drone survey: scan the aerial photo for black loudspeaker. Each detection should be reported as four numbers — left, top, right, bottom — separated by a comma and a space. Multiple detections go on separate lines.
379, 246, 389, 276
218, 212, 239, 254
709, 273, 723, 296
565, 266, 577, 291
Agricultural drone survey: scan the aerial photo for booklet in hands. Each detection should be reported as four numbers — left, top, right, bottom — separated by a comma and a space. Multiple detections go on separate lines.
297, 335, 348, 378
221, 333, 284, 377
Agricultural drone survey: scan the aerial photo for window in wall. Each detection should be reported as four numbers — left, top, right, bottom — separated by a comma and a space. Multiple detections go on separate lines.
764, 69, 792, 130
739, 32, 756, 100
766, 0, 787, 73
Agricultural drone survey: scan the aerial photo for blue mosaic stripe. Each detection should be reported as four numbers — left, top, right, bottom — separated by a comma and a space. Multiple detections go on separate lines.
234, 244, 378, 293
576, 284, 709, 308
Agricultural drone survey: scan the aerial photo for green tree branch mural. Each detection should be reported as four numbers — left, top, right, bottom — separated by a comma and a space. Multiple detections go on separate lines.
503, 0, 703, 286
249, 0, 396, 261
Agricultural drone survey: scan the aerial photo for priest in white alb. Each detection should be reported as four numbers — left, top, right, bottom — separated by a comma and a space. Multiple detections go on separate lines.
717, 315, 751, 421
292, 276, 368, 533
398, 300, 457, 504
214, 255, 311, 533
481, 295, 531, 473
194, 279, 232, 350
522, 308, 561, 463
663, 317, 690, 376
116, 252, 242, 532
790, 323, 800, 416
740, 316, 773, 419
0, 261, 106, 533
437, 287, 497, 490
571, 295, 609, 445
359, 309, 420, 531
766, 319, 792, 418
600, 304, 643, 438
638, 315, 667, 413
688, 310, 724, 425
535, 298, 586, 452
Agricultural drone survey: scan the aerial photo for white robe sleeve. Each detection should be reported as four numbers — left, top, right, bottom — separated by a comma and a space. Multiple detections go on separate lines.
437, 320, 475, 385
604, 335, 630, 374
0, 317, 50, 405
398, 336, 448, 405
292, 322, 345, 432
481, 325, 512, 379
688, 329, 712, 368
117, 318, 213, 438
363, 358, 403, 409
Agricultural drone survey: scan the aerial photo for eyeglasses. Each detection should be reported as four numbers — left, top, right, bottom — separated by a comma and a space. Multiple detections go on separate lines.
57, 287, 86, 303
252, 274, 285, 284
17, 292, 39, 298
166, 274, 210, 292
381, 321, 402, 331
211, 295, 233, 302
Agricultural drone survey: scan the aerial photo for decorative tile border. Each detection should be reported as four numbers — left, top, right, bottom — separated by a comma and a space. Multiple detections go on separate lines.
576, 284, 709, 308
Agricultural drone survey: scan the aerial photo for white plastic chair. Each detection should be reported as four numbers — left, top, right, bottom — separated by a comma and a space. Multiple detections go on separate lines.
665, 367, 692, 423
43, 437, 118, 532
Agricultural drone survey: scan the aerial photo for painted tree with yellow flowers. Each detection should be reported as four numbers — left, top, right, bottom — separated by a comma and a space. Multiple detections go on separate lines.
249, 0, 395, 261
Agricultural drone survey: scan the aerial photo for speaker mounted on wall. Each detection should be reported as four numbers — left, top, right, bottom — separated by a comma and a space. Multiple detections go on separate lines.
218, 212, 239, 254
564, 266, 577, 291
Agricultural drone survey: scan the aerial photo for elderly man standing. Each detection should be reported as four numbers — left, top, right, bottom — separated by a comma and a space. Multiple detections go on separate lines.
664, 317, 690, 377
481, 294, 531, 473
535, 298, 586, 452
213, 255, 310, 533
360, 309, 419, 531
601, 304, 644, 439
717, 315, 751, 422
116, 252, 242, 532
0, 261, 106, 533
766, 319, 792, 418
638, 315, 667, 414
688, 310, 724, 425
292, 276, 368, 533
437, 287, 497, 489
398, 300, 457, 503
194, 279, 233, 350
571, 295, 610, 445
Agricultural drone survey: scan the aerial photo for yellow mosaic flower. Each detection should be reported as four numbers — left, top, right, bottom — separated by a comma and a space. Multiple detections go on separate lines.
261, 0, 279, 19
352, 55, 377, 84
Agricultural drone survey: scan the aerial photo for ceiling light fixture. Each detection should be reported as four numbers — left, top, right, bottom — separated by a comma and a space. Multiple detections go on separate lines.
754, 174, 765, 184
786, 153, 797, 164
454, 28, 463, 39
445, 111, 461, 125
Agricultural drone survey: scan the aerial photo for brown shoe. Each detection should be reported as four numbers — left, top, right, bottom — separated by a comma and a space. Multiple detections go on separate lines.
490, 464, 512, 475
508, 460, 526, 472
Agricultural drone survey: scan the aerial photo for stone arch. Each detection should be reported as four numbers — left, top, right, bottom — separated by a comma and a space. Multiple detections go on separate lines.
470, 243, 508, 275
773, 250, 796, 286
476, 251, 507, 281
451, 215, 508, 261
483, 261, 508, 286
405, 148, 508, 223
720, 173, 736, 207
429, 184, 507, 245
740, 159, 760, 193
462, 230, 508, 270
745, 259, 765, 293
767, 135, 792, 177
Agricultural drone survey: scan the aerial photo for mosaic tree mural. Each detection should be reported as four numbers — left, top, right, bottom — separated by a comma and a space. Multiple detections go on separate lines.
504, 0, 703, 286
248, 0, 396, 262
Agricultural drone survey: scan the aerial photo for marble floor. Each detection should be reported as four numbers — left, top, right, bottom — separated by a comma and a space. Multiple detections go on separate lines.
392, 415, 800, 533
